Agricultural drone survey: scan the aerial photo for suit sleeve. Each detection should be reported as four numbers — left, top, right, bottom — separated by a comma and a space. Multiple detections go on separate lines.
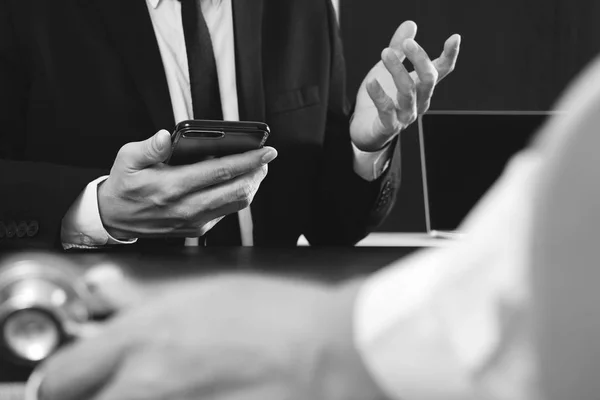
303, 0, 401, 246
0, 1, 106, 250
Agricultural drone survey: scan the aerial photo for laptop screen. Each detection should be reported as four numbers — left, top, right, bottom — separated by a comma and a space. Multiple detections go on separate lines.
419, 111, 553, 233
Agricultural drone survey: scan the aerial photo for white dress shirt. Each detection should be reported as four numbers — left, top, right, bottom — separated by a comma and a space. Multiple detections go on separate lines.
61, 0, 392, 249
355, 150, 541, 400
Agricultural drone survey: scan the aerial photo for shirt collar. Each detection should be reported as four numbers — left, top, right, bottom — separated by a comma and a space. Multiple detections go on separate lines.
148, 0, 222, 9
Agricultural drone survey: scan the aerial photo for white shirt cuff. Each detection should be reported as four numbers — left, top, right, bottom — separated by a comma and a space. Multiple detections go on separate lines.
61, 176, 138, 250
351, 142, 393, 182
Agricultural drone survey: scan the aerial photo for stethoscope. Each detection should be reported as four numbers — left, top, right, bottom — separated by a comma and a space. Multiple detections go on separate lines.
0, 253, 113, 400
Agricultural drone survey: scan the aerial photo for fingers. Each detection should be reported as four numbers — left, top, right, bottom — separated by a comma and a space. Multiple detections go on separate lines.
38, 331, 125, 400
383, 21, 460, 117
117, 130, 172, 171
172, 165, 269, 233
172, 147, 277, 195
197, 164, 268, 214
432, 33, 461, 82
402, 38, 438, 114
381, 34, 460, 118
388, 20, 418, 60
366, 78, 400, 135
381, 48, 416, 124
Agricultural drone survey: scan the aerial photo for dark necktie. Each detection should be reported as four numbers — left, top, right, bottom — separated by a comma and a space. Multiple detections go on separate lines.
180, 0, 222, 120
179, 0, 242, 246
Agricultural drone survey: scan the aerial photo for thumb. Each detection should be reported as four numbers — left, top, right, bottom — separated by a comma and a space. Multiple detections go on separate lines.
120, 130, 172, 170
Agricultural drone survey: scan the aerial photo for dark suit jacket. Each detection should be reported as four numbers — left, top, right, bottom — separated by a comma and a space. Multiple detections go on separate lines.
0, 0, 401, 249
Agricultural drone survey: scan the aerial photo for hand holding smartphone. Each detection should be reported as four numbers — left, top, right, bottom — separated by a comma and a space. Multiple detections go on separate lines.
96, 118, 275, 239
167, 120, 270, 166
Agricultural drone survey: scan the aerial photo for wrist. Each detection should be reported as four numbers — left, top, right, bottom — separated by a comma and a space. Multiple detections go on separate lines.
351, 134, 396, 153
96, 181, 130, 240
315, 279, 388, 400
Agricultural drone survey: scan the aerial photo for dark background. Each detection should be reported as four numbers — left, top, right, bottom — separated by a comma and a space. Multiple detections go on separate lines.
341, 0, 600, 232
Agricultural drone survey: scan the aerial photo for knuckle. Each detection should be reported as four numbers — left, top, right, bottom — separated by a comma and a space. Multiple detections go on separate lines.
235, 184, 254, 208
417, 85, 435, 100
407, 80, 417, 92
148, 192, 170, 209
212, 165, 233, 182
401, 92, 416, 107
117, 177, 144, 199
422, 70, 438, 84
117, 142, 135, 160
382, 98, 397, 112
238, 185, 253, 202
399, 109, 417, 125
400, 80, 416, 95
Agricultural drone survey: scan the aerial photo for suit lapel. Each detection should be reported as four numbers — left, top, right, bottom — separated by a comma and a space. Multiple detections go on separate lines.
232, 0, 265, 122
81, 0, 175, 132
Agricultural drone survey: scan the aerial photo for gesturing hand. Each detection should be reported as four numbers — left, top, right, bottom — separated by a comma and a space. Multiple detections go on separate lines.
97, 130, 277, 239
350, 21, 461, 151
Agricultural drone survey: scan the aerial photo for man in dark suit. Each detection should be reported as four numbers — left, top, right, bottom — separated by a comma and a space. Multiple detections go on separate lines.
0, 0, 460, 249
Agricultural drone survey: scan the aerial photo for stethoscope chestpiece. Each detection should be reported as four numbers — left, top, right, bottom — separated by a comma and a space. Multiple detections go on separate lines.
0, 252, 93, 366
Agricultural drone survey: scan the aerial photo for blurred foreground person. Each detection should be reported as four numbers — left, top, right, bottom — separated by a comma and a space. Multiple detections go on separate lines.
33, 56, 600, 400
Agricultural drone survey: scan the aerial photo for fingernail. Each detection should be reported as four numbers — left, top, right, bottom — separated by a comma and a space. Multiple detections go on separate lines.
455, 34, 462, 47
404, 39, 418, 53
261, 147, 278, 164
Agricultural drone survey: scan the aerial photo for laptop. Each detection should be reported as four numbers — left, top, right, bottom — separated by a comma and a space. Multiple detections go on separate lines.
418, 110, 558, 238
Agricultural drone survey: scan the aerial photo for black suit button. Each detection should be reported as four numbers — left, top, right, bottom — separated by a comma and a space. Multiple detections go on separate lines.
380, 181, 392, 197
27, 221, 39, 237
5, 222, 17, 238
0, 222, 5, 240
17, 221, 28, 238
377, 191, 392, 210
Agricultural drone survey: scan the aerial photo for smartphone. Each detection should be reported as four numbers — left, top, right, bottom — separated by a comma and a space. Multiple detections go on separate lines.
166, 120, 270, 166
